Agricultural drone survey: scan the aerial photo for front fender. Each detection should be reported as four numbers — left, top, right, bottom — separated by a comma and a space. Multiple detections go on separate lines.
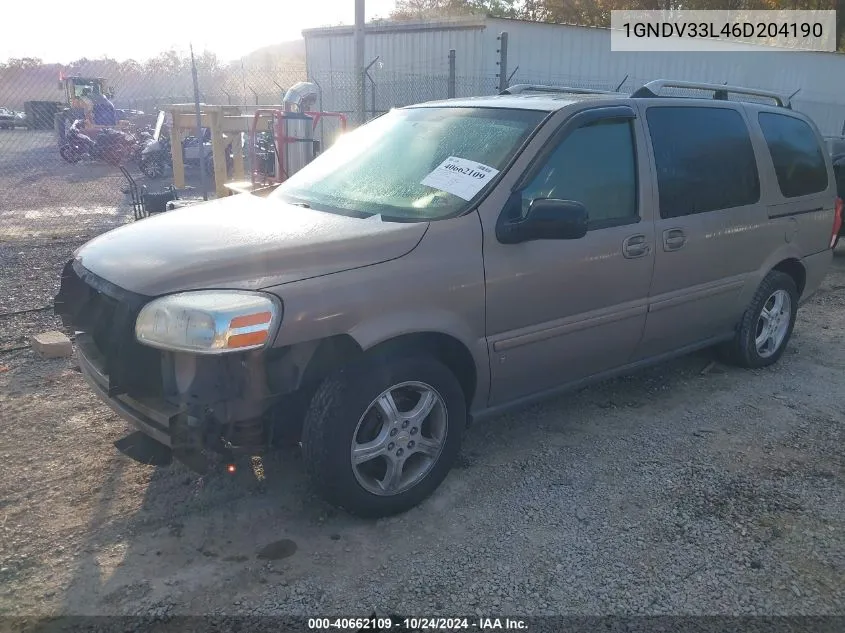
266, 211, 489, 409
348, 309, 490, 409
349, 309, 482, 354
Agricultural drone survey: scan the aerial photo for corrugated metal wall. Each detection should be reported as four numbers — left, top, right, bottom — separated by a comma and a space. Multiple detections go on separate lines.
304, 18, 489, 120
303, 17, 845, 134
493, 18, 845, 134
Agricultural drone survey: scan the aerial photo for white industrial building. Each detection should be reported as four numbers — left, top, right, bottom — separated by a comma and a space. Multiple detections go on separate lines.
302, 15, 845, 134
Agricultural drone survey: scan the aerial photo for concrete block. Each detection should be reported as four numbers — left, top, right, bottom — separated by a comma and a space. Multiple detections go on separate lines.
30, 331, 73, 359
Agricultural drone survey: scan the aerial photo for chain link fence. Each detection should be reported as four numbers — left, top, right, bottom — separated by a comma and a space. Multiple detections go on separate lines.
3, 50, 845, 320
0, 59, 492, 244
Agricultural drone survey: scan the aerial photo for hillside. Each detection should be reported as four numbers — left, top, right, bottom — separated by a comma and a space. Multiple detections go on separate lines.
236, 40, 305, 66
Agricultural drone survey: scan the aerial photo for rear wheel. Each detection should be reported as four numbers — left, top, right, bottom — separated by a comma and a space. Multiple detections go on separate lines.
719, 270, 798, 368
301, 354, 465, 517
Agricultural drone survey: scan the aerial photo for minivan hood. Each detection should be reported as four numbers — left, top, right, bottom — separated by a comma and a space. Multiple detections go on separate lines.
75, 194, 428, 296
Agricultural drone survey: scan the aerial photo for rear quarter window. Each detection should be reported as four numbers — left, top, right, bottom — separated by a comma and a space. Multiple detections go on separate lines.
646, 106, 760, 218
758, 113, 828, 198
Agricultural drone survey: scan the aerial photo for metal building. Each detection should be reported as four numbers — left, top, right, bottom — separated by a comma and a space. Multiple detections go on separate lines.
302, 15, 845, 134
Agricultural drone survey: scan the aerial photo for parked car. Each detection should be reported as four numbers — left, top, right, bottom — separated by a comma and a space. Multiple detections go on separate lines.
824, 134, 845, 160
0, 107, 25, 129
823, 135, 845, 247
55, 80, 840, 517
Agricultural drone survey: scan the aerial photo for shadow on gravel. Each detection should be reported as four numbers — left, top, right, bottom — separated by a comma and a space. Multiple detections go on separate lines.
54, 440, 339, 615
114, 433, 173, 467
50, 347, 729, 616
58, 458, 132, 613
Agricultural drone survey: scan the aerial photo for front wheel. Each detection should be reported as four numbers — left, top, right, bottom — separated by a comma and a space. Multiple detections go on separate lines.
719, 270, 799, 368
301, 354, 465, 517
104, 143, 130, 166
140, 155, 166, 179
59, 144, 81, 163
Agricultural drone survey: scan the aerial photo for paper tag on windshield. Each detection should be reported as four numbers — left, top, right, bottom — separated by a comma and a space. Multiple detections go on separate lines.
420, 156, 499, 201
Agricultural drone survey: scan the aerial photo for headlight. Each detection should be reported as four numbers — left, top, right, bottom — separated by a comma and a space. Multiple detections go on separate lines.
135, 291, 281, 354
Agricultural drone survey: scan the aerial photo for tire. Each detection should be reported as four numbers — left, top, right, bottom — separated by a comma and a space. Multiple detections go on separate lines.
105, 143, 130, 166
140, 155, 165, 179
104, 150, 122, 166
301, 354, 466, 518
719, 270, 799, 368
59, 144, 81, 163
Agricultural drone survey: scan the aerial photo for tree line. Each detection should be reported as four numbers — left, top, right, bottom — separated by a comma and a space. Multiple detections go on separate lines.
0, 50, 306, 110
2, 2, 842, 109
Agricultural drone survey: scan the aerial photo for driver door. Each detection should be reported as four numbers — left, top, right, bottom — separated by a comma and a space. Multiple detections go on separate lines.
480, 105, 656, 405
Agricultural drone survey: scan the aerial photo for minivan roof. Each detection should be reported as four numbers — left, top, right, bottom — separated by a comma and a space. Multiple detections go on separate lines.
409, 92, 798, 114
411, 92, 627, 112
411, 80, 798, 114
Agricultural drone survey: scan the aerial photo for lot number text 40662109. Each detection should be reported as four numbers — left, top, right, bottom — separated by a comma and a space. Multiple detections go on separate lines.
307, 617, 528, 630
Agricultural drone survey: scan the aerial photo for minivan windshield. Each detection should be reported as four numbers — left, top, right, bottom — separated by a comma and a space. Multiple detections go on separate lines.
272, 107, 546, 220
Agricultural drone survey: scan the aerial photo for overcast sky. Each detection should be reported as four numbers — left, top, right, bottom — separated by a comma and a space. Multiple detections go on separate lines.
2, 0, 398, 63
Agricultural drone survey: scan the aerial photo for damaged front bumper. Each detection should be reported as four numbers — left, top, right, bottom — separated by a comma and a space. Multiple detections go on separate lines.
55, 259, 290, 473
76, 332, 179, 449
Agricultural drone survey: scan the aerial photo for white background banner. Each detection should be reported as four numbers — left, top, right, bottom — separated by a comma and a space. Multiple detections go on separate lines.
610, 10, 836, 52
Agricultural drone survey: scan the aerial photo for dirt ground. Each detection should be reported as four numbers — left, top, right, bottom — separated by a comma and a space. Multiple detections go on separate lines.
0, 129, 844, 622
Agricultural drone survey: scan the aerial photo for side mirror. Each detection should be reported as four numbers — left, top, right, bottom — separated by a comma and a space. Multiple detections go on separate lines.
498, 198, 588, 244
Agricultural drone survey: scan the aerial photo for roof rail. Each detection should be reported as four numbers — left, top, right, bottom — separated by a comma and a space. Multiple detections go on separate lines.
500, 84, 617, 96
631, 79, 791, 108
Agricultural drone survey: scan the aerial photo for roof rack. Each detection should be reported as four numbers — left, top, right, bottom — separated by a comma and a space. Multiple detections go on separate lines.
500, 84, 617, 96
631, 79, 791, 108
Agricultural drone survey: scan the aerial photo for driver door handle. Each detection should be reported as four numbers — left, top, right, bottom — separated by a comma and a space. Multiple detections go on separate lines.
622, 234, 651, 259
663, 228, 687, 251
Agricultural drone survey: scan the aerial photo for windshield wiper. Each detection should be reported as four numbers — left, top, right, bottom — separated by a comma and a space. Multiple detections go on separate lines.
290, 202, 311, 208
376, 213, 427, 223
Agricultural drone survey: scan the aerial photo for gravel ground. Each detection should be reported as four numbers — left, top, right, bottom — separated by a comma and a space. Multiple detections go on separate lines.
0, 130, 206, 239
0, 130, 844, 621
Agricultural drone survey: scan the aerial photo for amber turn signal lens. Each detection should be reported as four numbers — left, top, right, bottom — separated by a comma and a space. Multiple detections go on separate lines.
229, 311, 272, 329
226, 330, 269, 349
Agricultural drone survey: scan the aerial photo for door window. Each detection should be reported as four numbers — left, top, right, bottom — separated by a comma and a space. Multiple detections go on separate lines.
647, 106, 759, 218
520, 118, 638, 228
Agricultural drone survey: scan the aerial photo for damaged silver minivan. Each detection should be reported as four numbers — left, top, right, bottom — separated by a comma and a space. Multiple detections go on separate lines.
56, 80, 841, 517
